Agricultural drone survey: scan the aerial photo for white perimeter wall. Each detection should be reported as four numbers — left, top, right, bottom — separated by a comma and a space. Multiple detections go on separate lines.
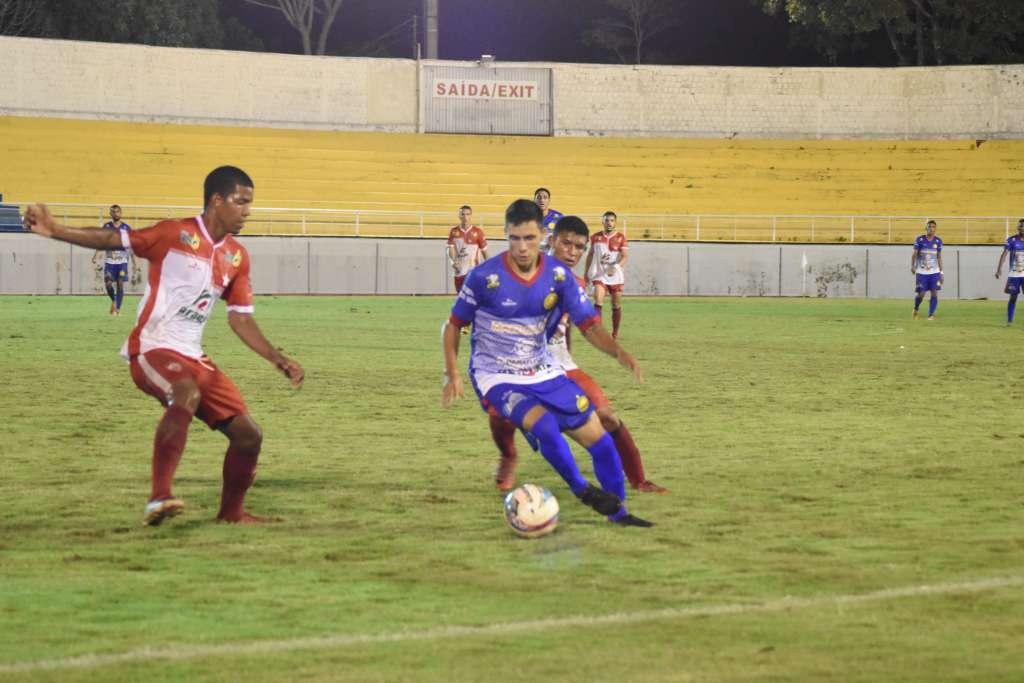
1, 36, 1021, 139
0, 234, 1008, 300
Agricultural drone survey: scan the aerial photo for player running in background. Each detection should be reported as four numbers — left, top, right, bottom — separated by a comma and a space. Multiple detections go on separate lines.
442, 199, 652, 527
995, 219, 1024, 325
911, 220, 943, 321
490, 215, 667, 494
446, 205, 488, 292
91, 204, 136, 315
24, 166, 304, 526
585, 210, 629, 338
533, 187, 564, 253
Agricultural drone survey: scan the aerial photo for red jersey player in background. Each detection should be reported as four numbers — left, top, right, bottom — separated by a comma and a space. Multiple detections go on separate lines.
23, 166, 304, 526
446, 204, 488, 292
585, 210, 629, 339
491, 215, 667, 494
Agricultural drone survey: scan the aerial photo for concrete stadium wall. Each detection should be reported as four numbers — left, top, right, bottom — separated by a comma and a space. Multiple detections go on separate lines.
0, 234, 1008, 300
1, 36, 1020, 139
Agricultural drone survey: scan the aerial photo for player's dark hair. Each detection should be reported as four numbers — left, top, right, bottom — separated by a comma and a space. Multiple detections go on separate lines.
533, 187, 551, 199
110, 204, 121, 210
505, 199, 543, 228
460, 205, 472, 212
603, 210, 617, 219
926, 220, 937, 227
554, 215, 589, 239
204, 166, 254, 208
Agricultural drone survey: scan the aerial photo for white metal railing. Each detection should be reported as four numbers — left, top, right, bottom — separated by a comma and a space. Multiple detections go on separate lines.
7, 202, 1019, 244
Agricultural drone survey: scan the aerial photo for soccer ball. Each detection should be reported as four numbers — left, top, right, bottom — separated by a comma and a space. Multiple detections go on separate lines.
503, 484, 559, 538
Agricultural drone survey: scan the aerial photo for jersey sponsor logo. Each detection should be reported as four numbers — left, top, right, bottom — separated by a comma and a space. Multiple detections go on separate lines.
486, 273, 501, 289
575, 394, 590, 413
501, 298, 518, 307
512, 338, 538, 357
180, 230, 200, 251
490, 320, 545, 335
223, 250, 242, 267
176, 290, 214, 324
553, 266, 566, 282
543, 292, 558, 310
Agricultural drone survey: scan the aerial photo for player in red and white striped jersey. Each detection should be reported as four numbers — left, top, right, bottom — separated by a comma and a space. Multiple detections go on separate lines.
23, 166, 304, 527
585, 211, 629, 339
446, 205, 489, 292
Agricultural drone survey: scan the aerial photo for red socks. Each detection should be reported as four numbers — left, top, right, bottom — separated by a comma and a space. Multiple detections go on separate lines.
610, 421, 645, 487
151, 404, 193, 500
218, 445, 260, 521
489, 413, 518, 462
612, 307, 622, 337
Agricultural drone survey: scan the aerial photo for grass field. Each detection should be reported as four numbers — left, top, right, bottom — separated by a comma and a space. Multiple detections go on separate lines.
1, 295, 1022, 682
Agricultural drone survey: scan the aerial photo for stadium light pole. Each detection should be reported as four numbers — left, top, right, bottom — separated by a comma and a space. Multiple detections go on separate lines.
425, 0, 438, 59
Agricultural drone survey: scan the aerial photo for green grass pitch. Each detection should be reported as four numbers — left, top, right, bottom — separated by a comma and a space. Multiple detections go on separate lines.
1, 295, 1022, 682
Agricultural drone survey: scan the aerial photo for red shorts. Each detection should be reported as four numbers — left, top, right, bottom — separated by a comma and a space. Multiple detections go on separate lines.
567, 368, 610, 411
130, 348, 248, 429
454, 275, 467, 292
593, 281, 624, 294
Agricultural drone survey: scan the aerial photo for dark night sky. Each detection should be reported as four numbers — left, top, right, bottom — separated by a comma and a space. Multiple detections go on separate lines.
223, 0, 829, 66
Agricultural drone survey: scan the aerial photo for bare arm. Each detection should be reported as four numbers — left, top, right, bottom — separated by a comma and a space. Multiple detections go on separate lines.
480, 247, 489, 261
996, 248, 1009, 278
911, 248, 919, 274
227, 312, 304, 389
442, 322, 465, 407
584, 249, 595, 284
938, 251, 944, 279
581, 323, 642, 383
617, 246, 629, 269
24, 204, 122, 250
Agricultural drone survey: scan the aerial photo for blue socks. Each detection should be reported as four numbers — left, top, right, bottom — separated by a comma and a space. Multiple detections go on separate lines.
586, 432, 626, 501
913, 295, 923, 311
1009, 295, 1018, 324
115, 282, 124, 311
928, 295, 938, 317
529, 413, 588, 495
104, 281, 116, 303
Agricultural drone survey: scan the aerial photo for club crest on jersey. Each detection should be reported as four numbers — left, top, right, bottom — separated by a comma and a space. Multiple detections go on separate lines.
180, 231, 200, 251
553, 266, 566, 282
543, 292, 559, 310
486, 274, 500, 289
575, 394, 590, 413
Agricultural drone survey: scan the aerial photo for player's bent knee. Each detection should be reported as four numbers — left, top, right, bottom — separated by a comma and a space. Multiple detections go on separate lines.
520, 405, 548, 432
597, 406, 620, 432
228, 416, 263, 452
568, 412, 605, 448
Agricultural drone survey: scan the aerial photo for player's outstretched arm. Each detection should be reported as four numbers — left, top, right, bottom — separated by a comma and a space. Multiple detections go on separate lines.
910, 248, 918, 275
581, 323, 643, 383
441, 322, 465, 407
24, 204, 122, 250
227, 312, 304, 389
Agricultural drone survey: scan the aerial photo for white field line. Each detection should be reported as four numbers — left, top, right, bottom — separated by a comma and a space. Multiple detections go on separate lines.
1, 575, 1021, 675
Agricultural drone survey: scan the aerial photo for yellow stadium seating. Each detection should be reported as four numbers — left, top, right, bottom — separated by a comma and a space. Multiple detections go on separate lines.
2, 115, 1020, 243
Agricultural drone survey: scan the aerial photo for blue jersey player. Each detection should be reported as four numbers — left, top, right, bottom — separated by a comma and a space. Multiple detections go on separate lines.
911, 220, 943, 321
442, 199, 652, 527
995, 218, 1024, 325
534, 187, 564, 254
91, 204, 135, 315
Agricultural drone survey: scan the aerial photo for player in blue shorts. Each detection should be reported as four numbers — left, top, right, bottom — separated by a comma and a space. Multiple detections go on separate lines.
995, 219, 1024, 325
442, 199, 652, 527
91, 204, 135, 315
534, 187, 564, 254
911, 220, 943, 321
